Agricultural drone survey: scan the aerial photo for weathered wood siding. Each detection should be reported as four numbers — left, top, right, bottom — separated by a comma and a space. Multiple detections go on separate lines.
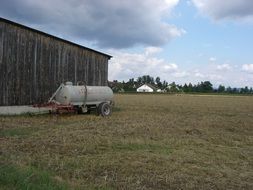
0, 19, 110, 106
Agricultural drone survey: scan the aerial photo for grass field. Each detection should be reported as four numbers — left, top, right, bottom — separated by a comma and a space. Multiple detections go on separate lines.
1, 94, 253, 189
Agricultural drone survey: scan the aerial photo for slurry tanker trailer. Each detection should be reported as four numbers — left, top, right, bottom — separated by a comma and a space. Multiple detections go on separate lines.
44, 82, 114, 116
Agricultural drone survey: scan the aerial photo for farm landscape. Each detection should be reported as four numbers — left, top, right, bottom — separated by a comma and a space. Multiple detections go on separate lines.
1, 0, 253, 189
1, 93, 253, 189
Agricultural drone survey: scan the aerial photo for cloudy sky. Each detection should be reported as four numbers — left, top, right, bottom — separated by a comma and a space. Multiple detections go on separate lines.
1, 0, 253, 87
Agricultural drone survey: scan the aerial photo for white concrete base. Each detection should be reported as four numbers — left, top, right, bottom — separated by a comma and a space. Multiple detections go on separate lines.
0, 106, 51, 115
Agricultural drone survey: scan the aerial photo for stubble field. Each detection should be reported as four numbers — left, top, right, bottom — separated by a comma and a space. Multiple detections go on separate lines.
0, 94, 253, 189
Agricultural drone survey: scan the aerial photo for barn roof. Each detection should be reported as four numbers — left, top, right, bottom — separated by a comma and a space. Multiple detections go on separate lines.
137, 83, 158, 90
0, 17, 112, 59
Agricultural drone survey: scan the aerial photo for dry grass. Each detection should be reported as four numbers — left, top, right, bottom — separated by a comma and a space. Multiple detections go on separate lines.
1, 94, 253, 189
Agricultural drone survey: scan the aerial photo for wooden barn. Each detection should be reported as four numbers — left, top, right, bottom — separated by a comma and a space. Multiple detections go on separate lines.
0, 17, 112, 106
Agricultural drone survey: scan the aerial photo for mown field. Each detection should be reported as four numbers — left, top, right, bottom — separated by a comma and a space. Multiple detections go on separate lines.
0, 94, 253, 189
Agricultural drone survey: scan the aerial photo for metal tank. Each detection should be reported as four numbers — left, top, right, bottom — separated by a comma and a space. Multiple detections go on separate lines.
49, 82, 114, 116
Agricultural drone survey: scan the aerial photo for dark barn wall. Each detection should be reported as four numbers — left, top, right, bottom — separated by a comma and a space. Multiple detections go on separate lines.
0, 19, 110, 106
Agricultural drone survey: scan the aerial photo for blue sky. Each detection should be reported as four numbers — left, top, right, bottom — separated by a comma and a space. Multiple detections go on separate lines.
1, 0, 253, 87
158, 0, 253, 87
170, 1, 253, 67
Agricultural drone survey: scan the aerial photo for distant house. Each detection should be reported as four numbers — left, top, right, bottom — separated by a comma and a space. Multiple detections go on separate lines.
166, 84, 180, 92
137, 84, 158, 92
157, 89, 164, 93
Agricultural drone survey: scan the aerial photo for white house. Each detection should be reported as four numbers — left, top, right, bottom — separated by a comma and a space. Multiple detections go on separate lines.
137, 84, 156, 92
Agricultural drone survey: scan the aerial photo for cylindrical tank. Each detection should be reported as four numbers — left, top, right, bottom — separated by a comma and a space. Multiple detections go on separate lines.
55, 82, 113, 106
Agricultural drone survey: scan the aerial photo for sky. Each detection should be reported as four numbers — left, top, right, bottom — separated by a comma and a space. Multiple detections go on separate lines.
1, 0, 253, 87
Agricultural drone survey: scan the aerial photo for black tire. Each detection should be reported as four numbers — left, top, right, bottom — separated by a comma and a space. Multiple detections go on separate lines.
98, 102, 112, 117
77, 107, 83, 114
86, 109, 91, 114
97, 104, 102, 115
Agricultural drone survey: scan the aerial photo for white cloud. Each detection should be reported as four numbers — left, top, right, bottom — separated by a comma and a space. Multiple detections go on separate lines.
173, 71, 189, 78
209, 57, 216, 62
216, 64, 231, 71
163, 64, 178, 72
194, 71, 205, 78
0, 0, 184, 48
193, 70, 223, 81
192, 0, 253, 21
145, 47, 163, 56
208, 74, 224, 80
242, 64, 253, 73
109, 54, 253, 87
108, 47, 185, 81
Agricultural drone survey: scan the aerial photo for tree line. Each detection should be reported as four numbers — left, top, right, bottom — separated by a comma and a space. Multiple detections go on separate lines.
109, 75, 253, 94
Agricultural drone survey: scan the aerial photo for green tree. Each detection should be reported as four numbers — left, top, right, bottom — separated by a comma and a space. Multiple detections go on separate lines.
244, 86, 249, 93
137, 77, 142, 84
218, 85, 225, 93
232, 88, 238, 93
168, 82, 178, 92
137, 75, 155, 84
188, 83, 193, 92
183, 83, 189, 92
155, 77, 162, 88
128, 78, 134, 84
201, 81, 213, 92
162, 80, 168, 90
226, 86, 232, 93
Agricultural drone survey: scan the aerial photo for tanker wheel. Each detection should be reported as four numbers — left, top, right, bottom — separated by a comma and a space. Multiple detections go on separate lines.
98, 102, 112, 117
77, 107, 83, 114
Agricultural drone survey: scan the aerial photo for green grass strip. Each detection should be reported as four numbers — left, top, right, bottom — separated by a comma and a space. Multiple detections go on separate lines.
0, 164, 68, 190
